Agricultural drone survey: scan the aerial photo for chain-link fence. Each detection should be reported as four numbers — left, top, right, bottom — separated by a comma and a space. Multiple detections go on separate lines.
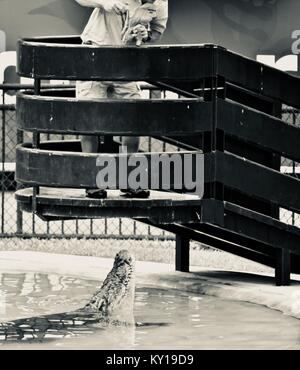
280, 105, 300, 227
1, 86, 18, 236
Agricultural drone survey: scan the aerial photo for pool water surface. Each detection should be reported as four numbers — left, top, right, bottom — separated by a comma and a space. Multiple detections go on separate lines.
0, 273, 299, 350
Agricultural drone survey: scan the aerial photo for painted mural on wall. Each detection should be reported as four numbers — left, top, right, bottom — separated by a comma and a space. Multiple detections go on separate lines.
1, 0, 300, 82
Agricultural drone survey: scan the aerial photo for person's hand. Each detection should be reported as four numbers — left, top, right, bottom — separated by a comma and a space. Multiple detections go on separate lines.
101, 0, 128, 14
124, 25, 149, 44
124, 25, 149, 46
131, 25, 149, 41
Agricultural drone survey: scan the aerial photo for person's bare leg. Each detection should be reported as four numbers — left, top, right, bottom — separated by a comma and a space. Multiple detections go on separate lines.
121, 136, 150, 198
76, 81, 105, 154
81, 135, 99, 153
76, 80, 107, 198
122, 136, 140, 154
114, 82, 149, 198
114, 83, 141, 155
82, 135, 107, 198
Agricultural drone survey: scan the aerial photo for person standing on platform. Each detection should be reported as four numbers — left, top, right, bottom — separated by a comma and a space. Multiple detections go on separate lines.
75, 0, 168, 198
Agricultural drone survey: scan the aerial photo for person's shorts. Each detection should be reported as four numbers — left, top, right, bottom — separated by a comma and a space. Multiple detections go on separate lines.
77, 40, 141, 100
76, 80, 141, 100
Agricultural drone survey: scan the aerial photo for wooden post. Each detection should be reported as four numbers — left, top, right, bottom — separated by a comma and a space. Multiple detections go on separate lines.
176, 235, 190, 272
275, 249, 291, 286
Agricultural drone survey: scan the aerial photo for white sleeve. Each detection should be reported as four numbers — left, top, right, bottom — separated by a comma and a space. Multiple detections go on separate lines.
150, 0, 168, 34
75, 0, 108, 9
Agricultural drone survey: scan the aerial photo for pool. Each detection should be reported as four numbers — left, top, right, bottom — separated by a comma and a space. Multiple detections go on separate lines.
0, 272, 299, 350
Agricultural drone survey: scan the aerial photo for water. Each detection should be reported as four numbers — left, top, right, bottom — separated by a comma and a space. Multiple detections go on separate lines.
0, 272, 299, 350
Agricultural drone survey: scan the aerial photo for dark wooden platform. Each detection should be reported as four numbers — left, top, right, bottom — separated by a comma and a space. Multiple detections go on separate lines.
15, 38, 300, 285
15, 188, 203, 225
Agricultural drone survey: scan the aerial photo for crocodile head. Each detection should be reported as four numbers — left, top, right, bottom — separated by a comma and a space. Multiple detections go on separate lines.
113, 250, 135, 270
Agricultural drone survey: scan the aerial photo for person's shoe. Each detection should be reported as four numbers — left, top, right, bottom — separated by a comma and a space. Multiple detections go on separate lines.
121, 189, 150, 199
86, 189, 108, 199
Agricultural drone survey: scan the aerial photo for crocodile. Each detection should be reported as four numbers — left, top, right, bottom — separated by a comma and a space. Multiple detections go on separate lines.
0, 250, 140, 343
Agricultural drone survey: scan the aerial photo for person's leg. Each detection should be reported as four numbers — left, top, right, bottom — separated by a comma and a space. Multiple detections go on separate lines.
76, 81, 108, 198
122, 136, 140, 154
81, 136, 99, 153
76, 81, 107, 153
113, 82, 149, 198
113, 82, 141, 154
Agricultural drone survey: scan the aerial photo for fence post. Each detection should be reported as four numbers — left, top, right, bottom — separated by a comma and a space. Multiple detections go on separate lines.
0, 93, 5, 234
16, 128, 23, 235
31, 79, 41, 235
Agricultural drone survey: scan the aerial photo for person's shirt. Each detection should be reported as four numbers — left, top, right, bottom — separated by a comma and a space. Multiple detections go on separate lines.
79, 0, 168, 46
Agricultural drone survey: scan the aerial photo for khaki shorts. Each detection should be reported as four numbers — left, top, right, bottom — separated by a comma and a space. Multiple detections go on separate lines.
76, 80, 141, 100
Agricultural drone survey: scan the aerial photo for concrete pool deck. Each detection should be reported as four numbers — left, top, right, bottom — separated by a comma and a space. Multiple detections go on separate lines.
0, 251, 300, 320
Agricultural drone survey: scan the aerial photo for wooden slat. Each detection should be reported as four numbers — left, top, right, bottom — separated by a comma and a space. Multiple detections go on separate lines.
222, 202, 300, 257
144, 220, 275, 269
217, 48, 300, 109
217, 99, 300, 162
191, 223, 276, 257
205, 151, 300, 214
17, 92, 211, 135
16, 144, 202, 191
18, 39, 216, 81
